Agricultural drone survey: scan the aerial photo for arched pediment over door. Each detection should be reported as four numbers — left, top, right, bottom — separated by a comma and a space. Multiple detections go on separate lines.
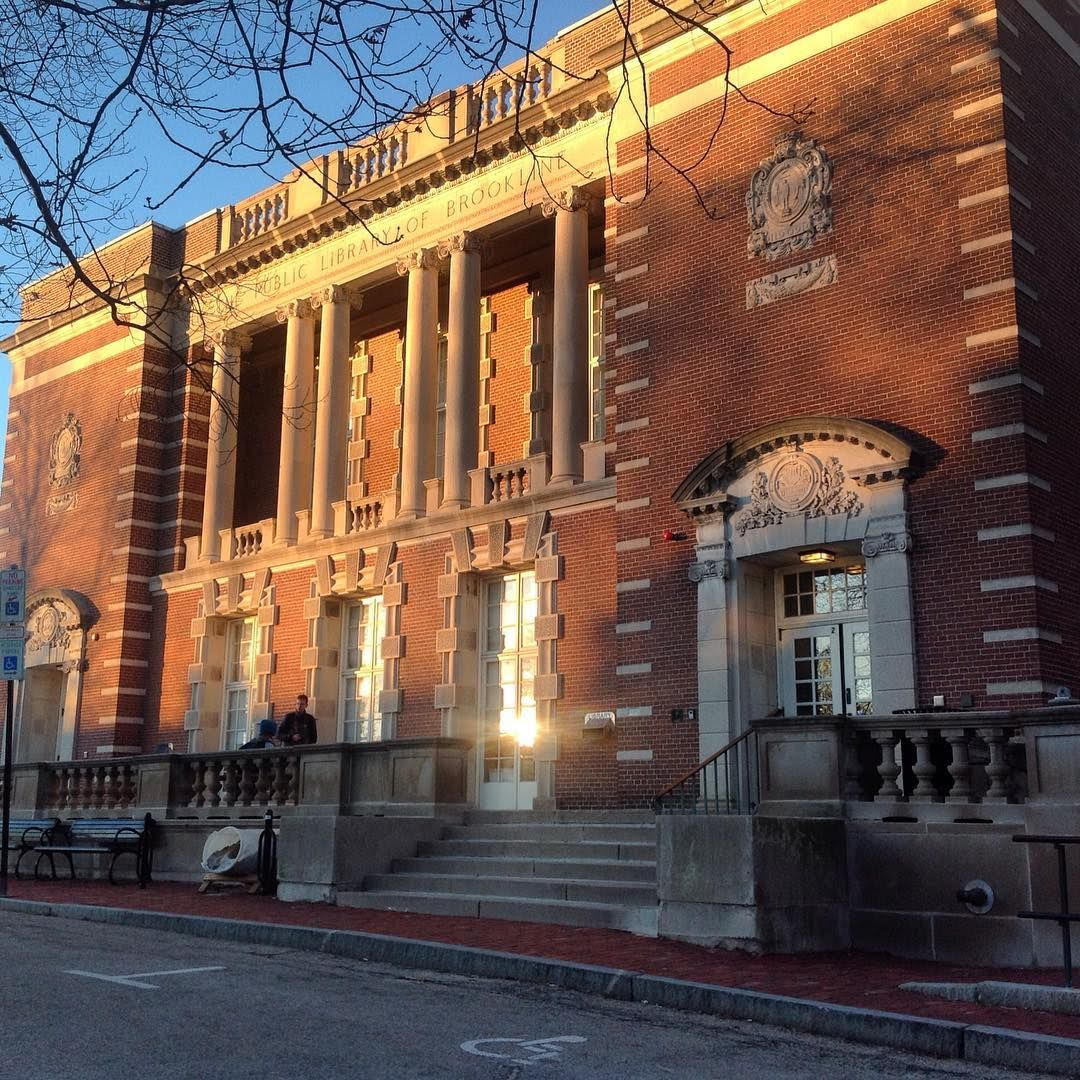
673, 417, 922, 766
17, 587, 97, 762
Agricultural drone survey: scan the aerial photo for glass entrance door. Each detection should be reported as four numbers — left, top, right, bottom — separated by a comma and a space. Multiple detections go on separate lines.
777, 563, 873, 717
478, 571, 539, 810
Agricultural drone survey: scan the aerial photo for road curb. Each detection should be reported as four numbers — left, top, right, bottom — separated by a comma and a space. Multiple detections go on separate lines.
4, 897, 1079, 1075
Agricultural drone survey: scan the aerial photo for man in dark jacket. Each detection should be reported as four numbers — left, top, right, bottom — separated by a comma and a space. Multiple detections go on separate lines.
277, 694, 318, 745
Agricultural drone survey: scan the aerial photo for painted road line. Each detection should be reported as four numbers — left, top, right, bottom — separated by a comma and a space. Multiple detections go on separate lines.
63, 965, 225, 990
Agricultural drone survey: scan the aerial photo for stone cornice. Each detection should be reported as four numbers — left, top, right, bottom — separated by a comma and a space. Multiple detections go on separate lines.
152, 476, 615, 594
185, 76, 613, 295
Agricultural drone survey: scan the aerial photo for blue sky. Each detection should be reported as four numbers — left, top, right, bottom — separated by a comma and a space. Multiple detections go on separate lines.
0, 1, 603, 466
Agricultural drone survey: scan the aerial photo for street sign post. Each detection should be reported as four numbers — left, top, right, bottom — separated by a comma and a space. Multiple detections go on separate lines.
0, 565, 26, 897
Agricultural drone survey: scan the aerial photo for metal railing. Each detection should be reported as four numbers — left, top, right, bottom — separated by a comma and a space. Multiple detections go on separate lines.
653, 729, 759, 815
1013, 834, 1080, 987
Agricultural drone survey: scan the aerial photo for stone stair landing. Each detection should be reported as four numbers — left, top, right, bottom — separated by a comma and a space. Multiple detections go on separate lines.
337, 810, 658, 935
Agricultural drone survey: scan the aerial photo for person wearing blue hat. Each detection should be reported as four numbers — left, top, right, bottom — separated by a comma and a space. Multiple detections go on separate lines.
239, 717, 278, 750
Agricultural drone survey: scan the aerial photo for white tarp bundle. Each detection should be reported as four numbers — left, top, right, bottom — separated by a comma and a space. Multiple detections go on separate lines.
200, 826, 264, 875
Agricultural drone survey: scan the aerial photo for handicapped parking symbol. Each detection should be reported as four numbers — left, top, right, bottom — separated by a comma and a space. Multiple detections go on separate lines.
460, 1035, 587, 1066
3, 656, 16, 671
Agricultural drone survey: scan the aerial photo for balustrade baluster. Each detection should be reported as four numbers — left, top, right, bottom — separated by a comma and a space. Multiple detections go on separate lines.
272, 757, 287, 805
101, 765, 117, 809
844, 732, 866, 800
188, 759, 205, 807
945, 728, 975, 802
65, 768, 79, 810
979, 727, 1011, 802
238, 759, 256, 806
50, 768, 66, 810
285, 754, 299, 804
873, 731, 903, 801
76, 767, 92, 809
909, 730, 940, 801
222, 758, 241, 806
254, 758, 271, 805
205, 760, 222, 808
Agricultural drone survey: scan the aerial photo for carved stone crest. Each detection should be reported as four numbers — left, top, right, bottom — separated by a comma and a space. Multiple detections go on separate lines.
735, 453, 862, 536
49, 413, 82, 488
746, 134, 832, 260
688, 559, 730, 583
27, 600, 71, 652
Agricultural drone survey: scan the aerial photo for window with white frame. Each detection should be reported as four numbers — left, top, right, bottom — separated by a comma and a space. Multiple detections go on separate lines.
480, 571, 538, 782
222, 617, 257, 749
340, 596, 386, 742
434, 332, 449, 480
589, 283, 605, 442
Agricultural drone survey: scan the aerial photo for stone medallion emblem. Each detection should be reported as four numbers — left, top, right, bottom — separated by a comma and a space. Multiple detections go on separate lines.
746, 134, 833, 260
49, 413, 82, 488
770, 454, 821, 511
735, 452, 862, 536
27, 601, 68, 651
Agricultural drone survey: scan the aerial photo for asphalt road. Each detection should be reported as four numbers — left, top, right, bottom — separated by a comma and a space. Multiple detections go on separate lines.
0, 911, 1045, 1080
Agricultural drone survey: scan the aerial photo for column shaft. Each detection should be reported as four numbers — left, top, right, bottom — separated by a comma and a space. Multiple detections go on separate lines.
549, 193, 590, 486
200, 333, 245, 561
397, 249, 439, 518
441, 235, 481, 509
275, 300, 316, 543
310, 286, 355, 537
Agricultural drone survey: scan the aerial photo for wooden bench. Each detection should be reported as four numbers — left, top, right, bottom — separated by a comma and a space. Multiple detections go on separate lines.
22, 813, 155, 887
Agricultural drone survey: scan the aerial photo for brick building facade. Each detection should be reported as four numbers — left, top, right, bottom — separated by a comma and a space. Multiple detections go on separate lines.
3, 0, 1078, 813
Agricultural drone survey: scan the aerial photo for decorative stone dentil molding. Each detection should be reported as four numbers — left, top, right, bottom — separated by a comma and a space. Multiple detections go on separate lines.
746, 255, 838, 310
735, 452, 862, 536
395, 248, 439, 275
275, 298, 314, 322
862, 531, 913, 557
746, 133, 832, 260
49, 413, 81, 489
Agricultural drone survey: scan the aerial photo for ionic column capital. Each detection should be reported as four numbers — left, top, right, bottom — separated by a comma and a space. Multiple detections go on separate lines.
541, 186, 592, 218
202, 328, 252, 357
311, 284, 362, 310
275, 298, 314, 323
437, 232, 483, 259
395, 248, 439, 276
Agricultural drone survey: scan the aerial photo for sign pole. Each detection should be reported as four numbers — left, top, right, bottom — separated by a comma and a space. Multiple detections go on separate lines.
0, 679, 13, 896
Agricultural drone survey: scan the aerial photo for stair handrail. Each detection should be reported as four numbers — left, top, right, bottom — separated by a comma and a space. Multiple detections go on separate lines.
652, 728, 759, 815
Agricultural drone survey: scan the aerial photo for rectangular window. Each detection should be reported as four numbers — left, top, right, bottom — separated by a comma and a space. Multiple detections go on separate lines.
481, 571, 538, 782
434, 332, 449, 480
222, 617, 257, 749
589, 283, 605, 442
340, 596, 386, 742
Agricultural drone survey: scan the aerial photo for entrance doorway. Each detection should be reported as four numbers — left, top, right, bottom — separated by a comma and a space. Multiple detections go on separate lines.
777, 562, 873, 717
477, 570, 539, 810
17, 665, 67, 762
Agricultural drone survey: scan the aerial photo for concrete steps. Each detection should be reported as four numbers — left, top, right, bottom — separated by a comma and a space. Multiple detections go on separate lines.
337, 813, 658, 935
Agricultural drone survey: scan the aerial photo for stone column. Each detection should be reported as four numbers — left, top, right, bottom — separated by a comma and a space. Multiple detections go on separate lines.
275, 299, 316, 544
310, 285, 358, 538
396, 248, 439, 518
200, 330, 249, 561
439, 233, 481, 509
546, 188, 590, 487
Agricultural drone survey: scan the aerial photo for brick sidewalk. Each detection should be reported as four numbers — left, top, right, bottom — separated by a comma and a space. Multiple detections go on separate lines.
5, 877, 1077, 1041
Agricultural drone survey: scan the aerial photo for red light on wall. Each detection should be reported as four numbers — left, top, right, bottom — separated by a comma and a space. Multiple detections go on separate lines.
662, 528, 687, 542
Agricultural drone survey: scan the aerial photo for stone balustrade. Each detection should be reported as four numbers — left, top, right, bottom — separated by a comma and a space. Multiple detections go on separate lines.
752, 705, 1080, 818
2, 737, 471, 820
219, 517, 275, 560
469, 453, 548, 506
230, 187, 289, 245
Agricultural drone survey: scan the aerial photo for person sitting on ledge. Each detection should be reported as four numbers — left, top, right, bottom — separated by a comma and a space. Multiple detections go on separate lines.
240, 718, 278, 750
276, 694, 318, 745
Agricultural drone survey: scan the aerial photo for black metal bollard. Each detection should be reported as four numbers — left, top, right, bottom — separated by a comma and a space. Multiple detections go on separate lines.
256, 809, 277, 896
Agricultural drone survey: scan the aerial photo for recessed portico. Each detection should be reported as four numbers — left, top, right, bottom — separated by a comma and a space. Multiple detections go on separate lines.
675, 417, 921, 764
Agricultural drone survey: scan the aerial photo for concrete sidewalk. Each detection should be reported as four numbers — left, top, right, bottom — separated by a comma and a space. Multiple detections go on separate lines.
3, 877, 1079, 1075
